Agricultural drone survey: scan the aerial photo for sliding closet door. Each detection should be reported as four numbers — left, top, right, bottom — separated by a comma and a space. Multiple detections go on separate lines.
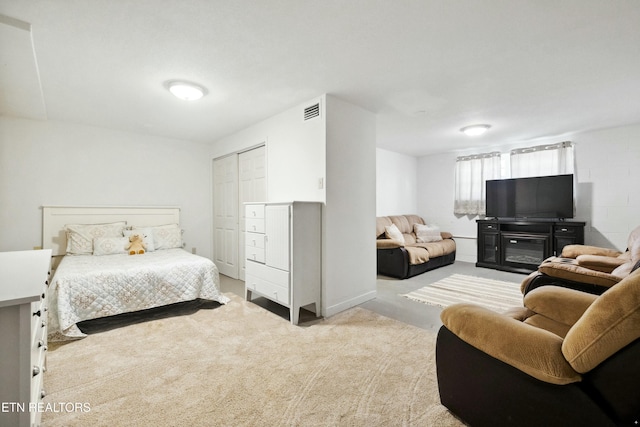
213, 146, 266, 280
213, 154, 239, 278
238, 146, 266, 281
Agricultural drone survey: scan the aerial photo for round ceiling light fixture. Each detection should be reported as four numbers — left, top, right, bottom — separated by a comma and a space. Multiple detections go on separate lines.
460, 124, 491, 136
166, 80, 207, 101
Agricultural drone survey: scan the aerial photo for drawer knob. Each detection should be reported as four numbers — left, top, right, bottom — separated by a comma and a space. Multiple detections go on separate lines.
40, 389, 46, 399
38, 339, 45, 348
33, 366, 40, 376
42, 292, 46, 299
33, 310, 41, 317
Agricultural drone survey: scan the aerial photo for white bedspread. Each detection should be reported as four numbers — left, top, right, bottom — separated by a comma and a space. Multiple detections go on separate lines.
48, 249, 230, 340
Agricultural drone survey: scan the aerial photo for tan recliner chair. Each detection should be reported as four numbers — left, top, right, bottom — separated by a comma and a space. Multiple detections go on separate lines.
521, 225, 640, 295
436, 268, 640, 426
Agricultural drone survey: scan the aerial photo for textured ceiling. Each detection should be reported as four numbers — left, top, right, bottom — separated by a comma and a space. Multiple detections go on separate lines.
1, 1, 640, 156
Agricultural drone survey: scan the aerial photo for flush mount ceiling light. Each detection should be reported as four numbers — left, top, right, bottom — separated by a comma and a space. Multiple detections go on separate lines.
460, 124, 491, 136
166, 81, 207, 101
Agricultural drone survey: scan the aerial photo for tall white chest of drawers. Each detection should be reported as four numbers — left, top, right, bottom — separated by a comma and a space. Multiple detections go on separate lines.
245, 202, 321, 325
0, 249, 52, 427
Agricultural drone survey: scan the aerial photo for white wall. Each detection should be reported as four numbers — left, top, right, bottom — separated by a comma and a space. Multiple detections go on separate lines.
574, 124, 640, 249
416, 123, 640, 262
210, 96, 326, 203
211, 94, 377, 317
416, 151, 479, 261
0, 117, 212, 257
324, 95, 377, 316
376, 148, 417, 216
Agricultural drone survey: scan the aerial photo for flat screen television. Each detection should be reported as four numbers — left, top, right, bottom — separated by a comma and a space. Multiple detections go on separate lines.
485, 174, 574, 219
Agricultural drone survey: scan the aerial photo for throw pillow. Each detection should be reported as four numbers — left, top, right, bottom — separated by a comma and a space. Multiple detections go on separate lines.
384, 223, 405, 244
65, 221, 127, 255
93, 237, 129, 256
414, 223, 443, 243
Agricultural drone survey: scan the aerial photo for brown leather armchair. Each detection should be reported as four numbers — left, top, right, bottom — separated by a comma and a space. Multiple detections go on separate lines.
436, 269, 640, 426
521, 226, 640, 295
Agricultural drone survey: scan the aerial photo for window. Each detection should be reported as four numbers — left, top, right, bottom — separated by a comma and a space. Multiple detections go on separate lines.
454, 141, 575, 216
454, 152, 501, 215
510, 141, 574, 178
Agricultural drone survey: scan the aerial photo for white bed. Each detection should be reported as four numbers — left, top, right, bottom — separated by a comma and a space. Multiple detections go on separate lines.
42, 206, 230, 340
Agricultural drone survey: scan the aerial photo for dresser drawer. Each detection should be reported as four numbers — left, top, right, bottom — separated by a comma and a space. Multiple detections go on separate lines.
246, 218, 265, 233
30, 344, 46, 402
246, 246, 265, 263
245, 204, 265, 219
245, 273, 290, 306
30, 298, 46, 342
246, 261, 289, 285
246, 232, 265, 249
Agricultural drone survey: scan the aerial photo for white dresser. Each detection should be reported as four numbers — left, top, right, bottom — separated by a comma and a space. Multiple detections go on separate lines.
245, 202, 321, 325
0, 250, 52, 427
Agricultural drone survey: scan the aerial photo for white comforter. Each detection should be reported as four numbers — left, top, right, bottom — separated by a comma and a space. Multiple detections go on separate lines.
48, 249, 230, 340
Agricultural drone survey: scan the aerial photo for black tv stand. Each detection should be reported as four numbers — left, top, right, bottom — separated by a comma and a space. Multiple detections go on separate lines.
476, 218, 585, 274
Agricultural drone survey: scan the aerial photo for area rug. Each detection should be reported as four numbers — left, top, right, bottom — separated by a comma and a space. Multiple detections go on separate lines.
41, 294, 463, 427
402, 274, 523, 312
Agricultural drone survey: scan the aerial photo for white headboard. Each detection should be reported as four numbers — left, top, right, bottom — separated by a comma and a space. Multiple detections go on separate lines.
42, 205, 181, 256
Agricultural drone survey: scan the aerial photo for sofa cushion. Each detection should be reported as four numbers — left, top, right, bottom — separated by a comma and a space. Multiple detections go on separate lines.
563, 268, 640, 373
376, 239, 403, 249
522, 287, 598, 338
575, 254, 627, 272
538, 262, 622, 288
411, 239, 456, 258
389, 215, 414, 234
405, 246, 430, 265
391, 215, 424, 242
376, 216, 392, 238
384, 223, 405, 244
441, 303, 581, 385
561, 244, 622, 258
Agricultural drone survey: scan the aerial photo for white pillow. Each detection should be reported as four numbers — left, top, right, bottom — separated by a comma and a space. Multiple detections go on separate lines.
65, 221, 127, 255
123, 229, 155, 252
384, 223, 405, 244
154, 227, 183, 250
132, 223, 180, 249
93, 237, 129, 256
414, 224, 443, 243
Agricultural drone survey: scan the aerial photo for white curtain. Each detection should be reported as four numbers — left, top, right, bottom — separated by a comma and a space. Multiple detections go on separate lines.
510, 141, 574, 178
454, 152, 501, 215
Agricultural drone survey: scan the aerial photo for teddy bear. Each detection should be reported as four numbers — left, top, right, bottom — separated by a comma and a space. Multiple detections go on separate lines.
126, 234, 146, 255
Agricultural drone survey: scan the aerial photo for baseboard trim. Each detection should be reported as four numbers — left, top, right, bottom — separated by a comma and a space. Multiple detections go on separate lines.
323, 290, 377, 318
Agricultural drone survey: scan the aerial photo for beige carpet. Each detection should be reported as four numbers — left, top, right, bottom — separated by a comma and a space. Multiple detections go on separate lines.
42, 295, 462, 426
402, 274, 523, 312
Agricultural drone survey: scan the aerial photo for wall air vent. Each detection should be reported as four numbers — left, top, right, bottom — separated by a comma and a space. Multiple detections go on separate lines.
303, 102, 320, 121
